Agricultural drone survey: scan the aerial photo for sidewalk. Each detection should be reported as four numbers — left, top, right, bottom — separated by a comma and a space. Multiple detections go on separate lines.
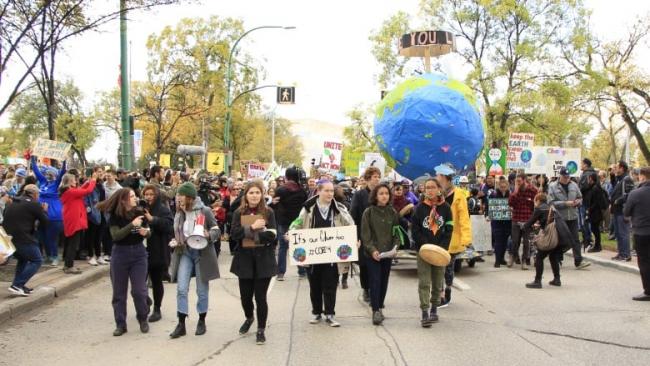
0, 260, 109, 323
567, 249, 639, 275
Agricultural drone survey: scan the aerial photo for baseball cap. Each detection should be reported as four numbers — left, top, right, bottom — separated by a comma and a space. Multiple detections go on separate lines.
15, 168, 27, 177
559, 167, 570, 176
459, 176, 469, 183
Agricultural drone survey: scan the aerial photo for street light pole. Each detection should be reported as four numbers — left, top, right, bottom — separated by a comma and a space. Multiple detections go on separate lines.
224, 25, 295, 175
119, 0, 132, 170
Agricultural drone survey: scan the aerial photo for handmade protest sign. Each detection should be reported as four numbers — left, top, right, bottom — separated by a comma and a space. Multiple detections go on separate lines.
32, 139, 71, 160
488, 198, 512, 221
287, 225, 358, 265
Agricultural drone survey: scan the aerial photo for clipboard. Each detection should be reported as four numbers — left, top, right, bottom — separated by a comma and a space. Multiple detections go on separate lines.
241, 214, 264, 248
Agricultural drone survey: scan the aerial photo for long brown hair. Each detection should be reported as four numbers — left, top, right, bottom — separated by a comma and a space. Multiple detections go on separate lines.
96, 188, 136, 219
239, 180, 268, 216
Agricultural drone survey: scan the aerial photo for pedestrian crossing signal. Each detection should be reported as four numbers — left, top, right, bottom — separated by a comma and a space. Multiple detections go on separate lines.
277, 87, 295, 104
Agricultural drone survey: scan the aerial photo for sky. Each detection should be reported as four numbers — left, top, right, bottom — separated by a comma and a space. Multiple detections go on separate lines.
2, 0, 649, 164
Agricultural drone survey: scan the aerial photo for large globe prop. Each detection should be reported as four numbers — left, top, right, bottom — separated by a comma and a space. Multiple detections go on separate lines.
374, 73, 484, 179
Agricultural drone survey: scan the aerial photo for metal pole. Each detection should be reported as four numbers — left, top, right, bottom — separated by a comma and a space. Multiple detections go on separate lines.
119, 0, 132, 170
271, 109, 276, 163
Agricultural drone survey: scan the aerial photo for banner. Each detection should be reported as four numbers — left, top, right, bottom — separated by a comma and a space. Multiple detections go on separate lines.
319, 141, 343, 172
288, 225, 358, 265
133, 130, 143, 159
206, 152, 225, 173
32, 139, 71, 160
247, 163, 266, 179
507, 133, 535, 170
342, 150, 364, 177
486, 148, 507, 177
487, 198, 512, 221
159, 154, 171, 168
363, 152, 386, 176
527, 147, 581, 177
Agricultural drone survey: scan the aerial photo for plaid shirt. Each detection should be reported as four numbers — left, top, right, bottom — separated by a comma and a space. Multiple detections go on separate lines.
508, 185, 538, 222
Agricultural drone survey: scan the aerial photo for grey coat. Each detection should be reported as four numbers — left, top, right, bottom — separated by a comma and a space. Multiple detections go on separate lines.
548, 181, 582, 221
169, 199, 220, 283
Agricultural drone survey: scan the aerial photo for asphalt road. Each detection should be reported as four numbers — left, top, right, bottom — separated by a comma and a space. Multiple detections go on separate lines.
1, 251, 648, 366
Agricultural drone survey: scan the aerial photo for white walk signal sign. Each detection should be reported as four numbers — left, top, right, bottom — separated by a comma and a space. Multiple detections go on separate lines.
277, 87, 295, 104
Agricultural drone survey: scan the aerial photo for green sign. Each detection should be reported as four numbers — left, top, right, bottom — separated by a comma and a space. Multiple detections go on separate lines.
488, 198, 511, 221
342, 150, 364, 176
485, 148, 507, 177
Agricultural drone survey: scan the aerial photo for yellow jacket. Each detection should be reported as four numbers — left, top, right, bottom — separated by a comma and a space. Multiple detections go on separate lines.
448, 187, 472, 254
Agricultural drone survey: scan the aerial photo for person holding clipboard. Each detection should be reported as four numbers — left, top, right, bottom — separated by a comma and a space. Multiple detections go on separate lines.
230, 180, 278, 345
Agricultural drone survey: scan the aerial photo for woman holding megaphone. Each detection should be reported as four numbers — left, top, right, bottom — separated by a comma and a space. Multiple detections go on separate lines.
411, 178, 453, 328
168, 182, 220, 339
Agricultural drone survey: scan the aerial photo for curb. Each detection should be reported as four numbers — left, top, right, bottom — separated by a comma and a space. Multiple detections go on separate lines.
566, 252, 639, 275
0, 265, 109, 324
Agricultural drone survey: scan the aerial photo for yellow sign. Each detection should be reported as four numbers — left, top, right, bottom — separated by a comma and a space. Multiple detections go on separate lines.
159, 154, 171, 168
207, 152, 225, 173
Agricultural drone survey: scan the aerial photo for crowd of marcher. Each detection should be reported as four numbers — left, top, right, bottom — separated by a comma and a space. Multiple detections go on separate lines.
1, 155, 648, 345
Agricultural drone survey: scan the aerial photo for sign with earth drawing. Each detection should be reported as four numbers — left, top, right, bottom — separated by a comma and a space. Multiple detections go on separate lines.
287, 225, 358, 266
486, 148, 507, 177
320, 141, 343, 172
507, 133, 535, 170
526, 147, 581, 177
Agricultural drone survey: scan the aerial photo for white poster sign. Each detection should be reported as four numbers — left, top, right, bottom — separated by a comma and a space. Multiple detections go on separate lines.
507, 133, 535, 170
133, 130, 143, 159
247, 163, 266, 179
471, 216, 492, 252
320, 141, 343, 172
287, 225, 358, 265
363, 152, 386, 176
527, 147, 581, 177
32, 139, 71, 160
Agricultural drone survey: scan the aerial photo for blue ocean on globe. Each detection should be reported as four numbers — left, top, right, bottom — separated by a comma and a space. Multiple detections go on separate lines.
374, 73, 485, 179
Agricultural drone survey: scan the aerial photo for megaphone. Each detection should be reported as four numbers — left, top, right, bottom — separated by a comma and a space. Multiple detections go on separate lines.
187, 214, 208, 250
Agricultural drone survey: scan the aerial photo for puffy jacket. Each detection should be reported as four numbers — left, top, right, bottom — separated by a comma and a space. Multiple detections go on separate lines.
60, 179, 96, 237
31, 156, 67, 221
448, 187, 472, 254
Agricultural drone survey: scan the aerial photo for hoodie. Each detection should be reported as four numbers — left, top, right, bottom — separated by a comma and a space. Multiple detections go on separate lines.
31, 156, 67, 221
272, 181, 307, 226
411, 199, 453, 251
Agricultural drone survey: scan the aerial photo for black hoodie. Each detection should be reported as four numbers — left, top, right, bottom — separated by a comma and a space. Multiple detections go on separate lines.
411, 200, 453, 251
273, 181, 307, 226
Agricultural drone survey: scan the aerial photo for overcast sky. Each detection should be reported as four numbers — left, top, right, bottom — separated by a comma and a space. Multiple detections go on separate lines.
2, 0, 649, 163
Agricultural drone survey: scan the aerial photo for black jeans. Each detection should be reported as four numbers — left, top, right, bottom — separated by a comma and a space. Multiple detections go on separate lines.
534, 248, 562, 282
238, 277, 272, 329
307, 264, 339, 315
634, 235, 650, 296
148, 264, 166, 311
366, 257, 392, 311
358, 251, 369, 290
590, 218, 602, 250
63, 231, 82, 268
565, 220, 583, 266
85, 221, 102, 258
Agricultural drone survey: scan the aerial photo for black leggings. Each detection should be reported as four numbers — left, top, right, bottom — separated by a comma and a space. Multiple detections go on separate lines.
63, 231, 82, 268
149, 264, 166, 311
534, 248, 562, 282
238, 277, 272, 329
590, 218, 602, 250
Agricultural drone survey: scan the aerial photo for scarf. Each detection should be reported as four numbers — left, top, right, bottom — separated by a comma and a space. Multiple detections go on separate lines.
392, 194, 408, 213
424, 195, 444, 235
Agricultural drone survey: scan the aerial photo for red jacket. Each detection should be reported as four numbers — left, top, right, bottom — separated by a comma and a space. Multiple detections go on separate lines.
60, 179, 97, 237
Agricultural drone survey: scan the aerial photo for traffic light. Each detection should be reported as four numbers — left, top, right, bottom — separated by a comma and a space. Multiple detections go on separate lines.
310, 158, 316, 166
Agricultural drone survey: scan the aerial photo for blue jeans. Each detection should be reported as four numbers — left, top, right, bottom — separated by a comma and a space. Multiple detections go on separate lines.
277, 224, 305, 276
614, 214, 630, 258
177, 248, 209, 314
12, 243, 43, 288
579, 206, 592, 245
39, 220, 63, 260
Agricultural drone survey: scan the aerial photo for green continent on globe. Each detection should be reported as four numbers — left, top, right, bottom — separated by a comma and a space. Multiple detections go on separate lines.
375, 135, 398, 167
438, 79, 478, 111
376, 77, 431, 119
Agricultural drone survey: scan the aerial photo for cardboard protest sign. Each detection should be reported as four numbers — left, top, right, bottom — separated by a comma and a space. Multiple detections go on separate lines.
287, 225, 358, 265
363, 152, 386, 176
206, 152, 225, 173
342, 150, 363, 177
159, 154, 171, 168
319, 141, 343, 172
247, 163, 266, 179
488, 198, 512, 221
506, 133, 535, 170
32, 139, 71, 160
486, 148, 507, 177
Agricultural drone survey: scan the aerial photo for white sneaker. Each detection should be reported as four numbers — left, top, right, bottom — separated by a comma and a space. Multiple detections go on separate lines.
51, 258, 59, 267
309, 314, 322, 324
97, 257, 108, 265
325, 315, 340, 327
8, 285, 29, 297
88, 257, 98, 266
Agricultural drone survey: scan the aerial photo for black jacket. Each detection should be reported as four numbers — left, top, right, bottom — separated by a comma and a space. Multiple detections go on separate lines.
583, 183, 608, 223
579, 167, 598, 192
229, 207, 278, 279
624, 181, 650, 236
272, 181, 307, 226
411, 201, 453, 251
523, 203, 551, 231
610, 174, 635, 214
350, 187, 371, 237
3, 195, 49, 245
146, 194, 174, 267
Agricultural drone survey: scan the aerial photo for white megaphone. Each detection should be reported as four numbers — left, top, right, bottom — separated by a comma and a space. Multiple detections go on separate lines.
187, 214, 208, 250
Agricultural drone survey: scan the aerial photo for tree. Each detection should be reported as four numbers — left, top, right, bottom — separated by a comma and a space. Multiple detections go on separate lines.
0, 0, 186, 138
370, 0, 589, 146
342, 105, 377, 153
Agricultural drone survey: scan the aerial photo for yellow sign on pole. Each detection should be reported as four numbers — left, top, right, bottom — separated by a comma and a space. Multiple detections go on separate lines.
207, 152, 225, 173
159, 154, 171, 168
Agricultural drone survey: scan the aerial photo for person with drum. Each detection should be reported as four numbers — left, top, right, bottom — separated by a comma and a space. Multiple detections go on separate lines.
411, 178, 453, 327
168, 182, 220, 339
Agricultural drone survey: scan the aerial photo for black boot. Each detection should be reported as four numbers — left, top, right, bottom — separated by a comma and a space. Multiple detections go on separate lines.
148, 308, 162, 322
113, 326, 127, 336
170, 312, 187, 339
239, 317, 255, 335
256, 329, 266, 345
196, 313, 207, 336
549, 278, 561, 286
526, 280, 542, 289
421, 310, 432, 328
341, 273, 349, 289
429, 306, 439, 323
139, 320, 149, 333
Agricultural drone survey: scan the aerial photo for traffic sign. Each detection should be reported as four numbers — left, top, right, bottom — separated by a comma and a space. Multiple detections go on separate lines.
277, 86, 295, 104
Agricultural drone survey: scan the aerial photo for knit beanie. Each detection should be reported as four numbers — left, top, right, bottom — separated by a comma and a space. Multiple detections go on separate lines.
177, 182, 197, 198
